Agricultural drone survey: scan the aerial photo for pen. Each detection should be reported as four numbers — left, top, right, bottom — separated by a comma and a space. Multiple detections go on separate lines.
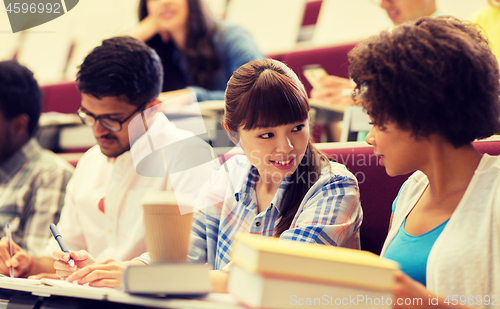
49, 224, 75, 267
6, 222, 14, 278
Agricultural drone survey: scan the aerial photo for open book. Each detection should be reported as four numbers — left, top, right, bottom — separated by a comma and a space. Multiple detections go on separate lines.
0, 277, 120, 301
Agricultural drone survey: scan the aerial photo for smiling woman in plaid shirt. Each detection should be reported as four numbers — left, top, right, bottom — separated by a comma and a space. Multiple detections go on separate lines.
188, 59, 362, 291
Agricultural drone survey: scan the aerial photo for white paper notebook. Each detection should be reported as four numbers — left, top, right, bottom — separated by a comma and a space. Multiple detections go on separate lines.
0, 276, 244, 309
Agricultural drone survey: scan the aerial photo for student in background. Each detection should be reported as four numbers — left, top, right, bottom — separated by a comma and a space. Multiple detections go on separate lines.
349, 16, 500, 306
0, 36, 216, 278
0, 61, 74, 276
377, 0, 440, 26
61, 59, 362, 291
311, 0, 443, 141
133, 0, 264, 103
470, 0, 500, 65
311, 0, 443, 107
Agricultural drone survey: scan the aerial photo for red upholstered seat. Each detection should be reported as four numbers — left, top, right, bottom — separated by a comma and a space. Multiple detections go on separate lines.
41, 82, 81, 114
472, 140, 500, 156
321, 147, 408, 254
301, 0, 323, 26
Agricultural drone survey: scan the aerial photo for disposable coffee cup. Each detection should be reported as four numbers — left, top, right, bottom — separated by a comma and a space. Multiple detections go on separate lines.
142, 191, 194, 263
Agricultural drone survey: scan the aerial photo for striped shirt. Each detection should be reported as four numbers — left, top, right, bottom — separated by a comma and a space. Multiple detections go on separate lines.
0, 138, 74, 257
139, 154, 360, 271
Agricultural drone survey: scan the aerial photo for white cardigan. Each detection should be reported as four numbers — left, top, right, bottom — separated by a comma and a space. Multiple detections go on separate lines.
381, 154, 500, 309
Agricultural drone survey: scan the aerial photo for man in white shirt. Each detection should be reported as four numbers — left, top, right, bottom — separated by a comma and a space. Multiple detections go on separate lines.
0, 36, 217, 278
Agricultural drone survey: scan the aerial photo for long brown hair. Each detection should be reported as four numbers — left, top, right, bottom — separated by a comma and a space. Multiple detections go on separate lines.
224, 59, 330, 236
138, 0, 220, 89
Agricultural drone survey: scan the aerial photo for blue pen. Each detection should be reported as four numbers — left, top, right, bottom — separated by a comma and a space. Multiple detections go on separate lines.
49, 224, 75, 267
6, 222, 14, 278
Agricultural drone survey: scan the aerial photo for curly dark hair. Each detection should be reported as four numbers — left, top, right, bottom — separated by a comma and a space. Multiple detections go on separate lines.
348, 16, 500, 148
0, 60, 41, 137
76, 36, 163, 107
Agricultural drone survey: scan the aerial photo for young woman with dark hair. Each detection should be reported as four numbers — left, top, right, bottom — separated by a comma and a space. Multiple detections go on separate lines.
133, 0, 263, 102
186, 58, 362, 290
349, 16, 500, 308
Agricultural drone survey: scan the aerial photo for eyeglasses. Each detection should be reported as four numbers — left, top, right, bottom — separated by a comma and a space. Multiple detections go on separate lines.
76, 102, 147, 132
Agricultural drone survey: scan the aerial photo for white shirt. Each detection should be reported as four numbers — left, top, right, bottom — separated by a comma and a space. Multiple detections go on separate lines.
44, 113, 218, 261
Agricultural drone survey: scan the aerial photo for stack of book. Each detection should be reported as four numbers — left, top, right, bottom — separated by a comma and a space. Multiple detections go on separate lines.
227, 234, 398, 309
122, 263, 212, 297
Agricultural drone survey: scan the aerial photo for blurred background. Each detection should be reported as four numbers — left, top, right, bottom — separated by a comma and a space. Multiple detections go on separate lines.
0, 0, 489, 86
0, 0, 493, 154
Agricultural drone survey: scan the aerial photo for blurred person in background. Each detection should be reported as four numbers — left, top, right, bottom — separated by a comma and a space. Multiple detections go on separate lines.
378, 0, 440, 26
133, 0, 264, 103
470, 0, 500, 65
311, 0, 443, 141
0, 60, 74, 276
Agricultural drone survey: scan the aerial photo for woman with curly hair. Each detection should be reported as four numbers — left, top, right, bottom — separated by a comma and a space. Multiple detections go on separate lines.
349, 16, 500, 308
133, 0, 263, 102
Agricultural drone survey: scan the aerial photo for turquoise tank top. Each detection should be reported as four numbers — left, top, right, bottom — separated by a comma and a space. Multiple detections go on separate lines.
384, 186, 449, 286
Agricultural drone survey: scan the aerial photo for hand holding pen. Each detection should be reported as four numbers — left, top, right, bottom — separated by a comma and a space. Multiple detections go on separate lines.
49, 224, 75, 267
0, 227, 30, 277
6, 222, 13, 277
49, 224, 96, 280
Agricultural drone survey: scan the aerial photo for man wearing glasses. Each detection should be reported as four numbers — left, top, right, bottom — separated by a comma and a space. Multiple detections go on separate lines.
0, 36, 217, 278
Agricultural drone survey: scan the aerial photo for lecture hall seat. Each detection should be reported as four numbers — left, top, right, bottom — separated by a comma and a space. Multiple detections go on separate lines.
301, 0, 323, 26
41, 82, 81, 114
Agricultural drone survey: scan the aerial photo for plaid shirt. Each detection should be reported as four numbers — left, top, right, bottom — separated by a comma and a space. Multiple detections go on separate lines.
0, 138, 74, 257
188, 155, 362, 270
